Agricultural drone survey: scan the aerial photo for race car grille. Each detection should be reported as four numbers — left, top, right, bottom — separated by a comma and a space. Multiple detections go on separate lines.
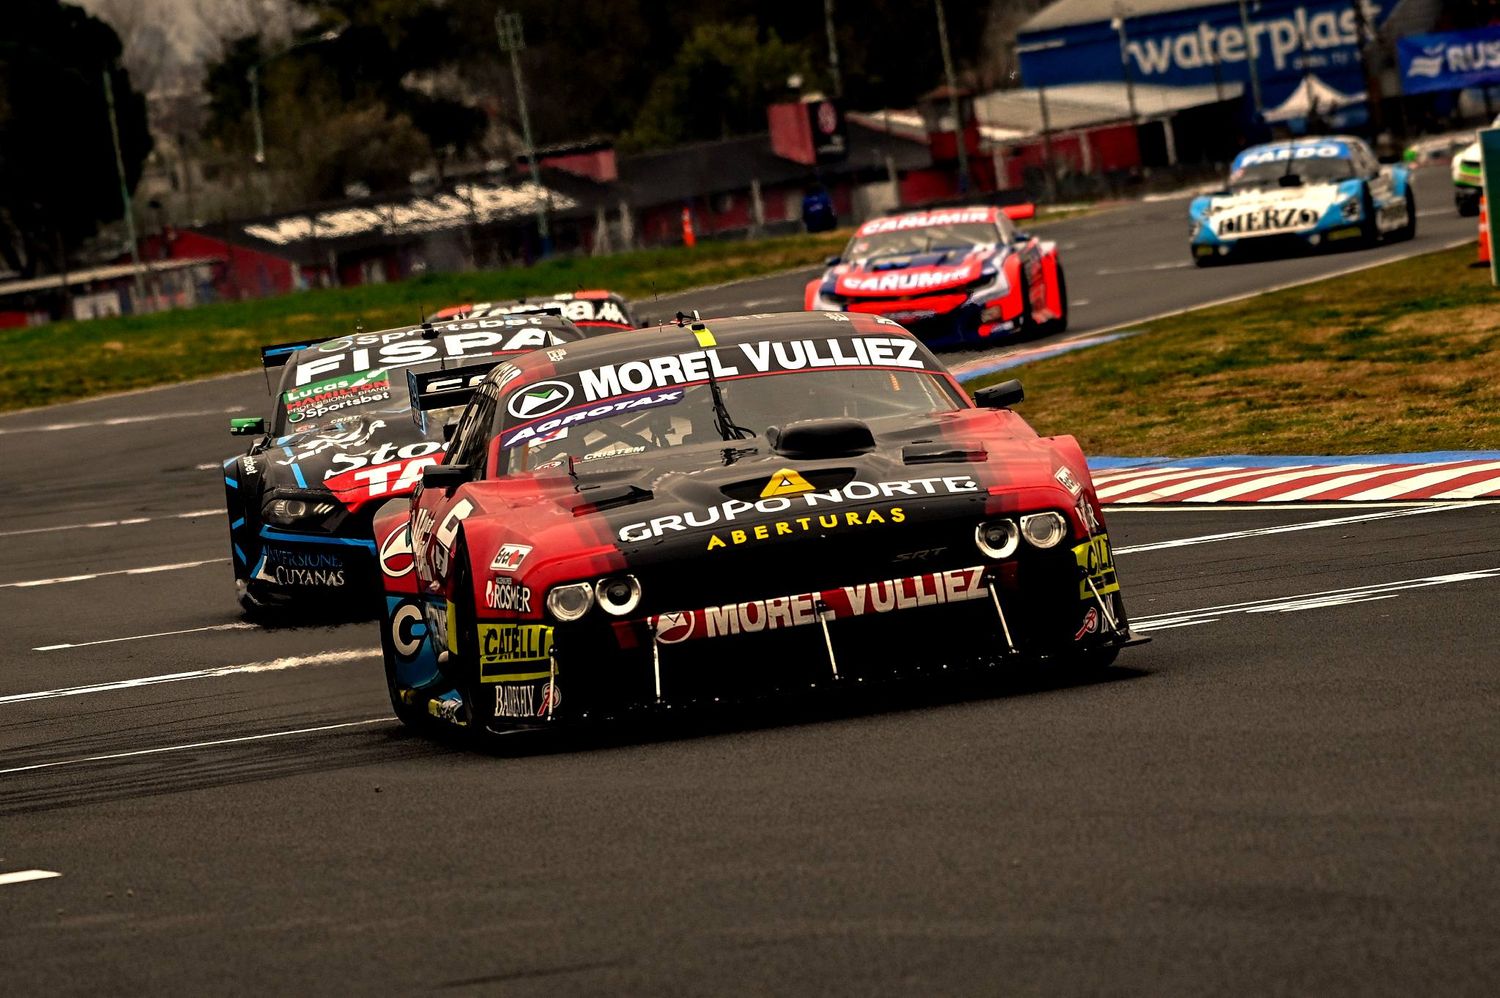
548, 543, 1099, 718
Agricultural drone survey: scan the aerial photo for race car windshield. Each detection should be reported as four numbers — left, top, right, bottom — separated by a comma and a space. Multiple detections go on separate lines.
1229, 157, 1355, 191
495, 368, 966, 475
846, 222, 1003, 260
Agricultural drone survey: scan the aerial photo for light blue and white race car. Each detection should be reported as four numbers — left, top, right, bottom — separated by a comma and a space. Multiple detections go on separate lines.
1190, 137, 1415, 265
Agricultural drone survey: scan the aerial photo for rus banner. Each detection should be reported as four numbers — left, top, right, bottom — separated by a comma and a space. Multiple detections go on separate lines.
1397, 26, 1500, 95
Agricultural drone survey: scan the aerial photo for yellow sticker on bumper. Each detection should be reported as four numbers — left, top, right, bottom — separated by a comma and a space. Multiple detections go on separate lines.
478, 623, 553, 683
1073, 535, 1120, 600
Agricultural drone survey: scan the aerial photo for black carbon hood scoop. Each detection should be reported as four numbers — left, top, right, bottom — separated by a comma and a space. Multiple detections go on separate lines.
766, 418, 877, 459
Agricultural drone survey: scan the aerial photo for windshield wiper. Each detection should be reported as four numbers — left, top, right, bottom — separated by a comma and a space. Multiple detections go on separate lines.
699, 327, 755, 442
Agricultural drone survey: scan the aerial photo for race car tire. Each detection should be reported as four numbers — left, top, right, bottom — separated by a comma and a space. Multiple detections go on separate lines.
1457, 190, 1481, 217
1067, 645, 1120, 672
1016, 271, 1038, 339
445, 536, 497, 742
1046, 264, 1069, 335
383, 648, 432, 729
1360, 188, 1380, 247
1392, 188, 1417, 242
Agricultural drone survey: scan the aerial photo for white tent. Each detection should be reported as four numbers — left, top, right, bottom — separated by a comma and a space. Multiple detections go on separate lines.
1263, 74, 1366, 123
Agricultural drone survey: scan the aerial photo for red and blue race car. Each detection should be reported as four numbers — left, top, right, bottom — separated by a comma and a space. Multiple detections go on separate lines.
804, 206, 1066, 348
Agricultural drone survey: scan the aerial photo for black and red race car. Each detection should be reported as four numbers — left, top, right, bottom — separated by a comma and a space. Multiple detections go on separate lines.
429, 290, 638, 331
222, 314, 589, 617
804, 206, 1066, 348
372, 311, 1141, 735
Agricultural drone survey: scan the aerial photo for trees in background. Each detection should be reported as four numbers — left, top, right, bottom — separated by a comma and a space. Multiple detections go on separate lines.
0, 0, 151, 277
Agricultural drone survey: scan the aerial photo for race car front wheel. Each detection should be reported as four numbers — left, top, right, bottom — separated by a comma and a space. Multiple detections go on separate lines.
1360, 189, 1380, 247
1047, 264, 1069, 335
1391, 189, 1417, 242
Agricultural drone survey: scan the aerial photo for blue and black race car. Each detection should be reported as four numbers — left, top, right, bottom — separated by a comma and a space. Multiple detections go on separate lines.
1190, 136, 1415, 265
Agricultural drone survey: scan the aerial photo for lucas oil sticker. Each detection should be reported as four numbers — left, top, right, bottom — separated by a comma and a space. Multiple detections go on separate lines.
284, 369, 391, 424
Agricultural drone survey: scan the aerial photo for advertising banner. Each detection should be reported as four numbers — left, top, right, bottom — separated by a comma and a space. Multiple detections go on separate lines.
1397, 26, 1500, 96
1018, 0, 1386, 96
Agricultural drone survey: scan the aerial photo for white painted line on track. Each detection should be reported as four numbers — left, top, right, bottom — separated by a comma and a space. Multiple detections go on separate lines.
0, 407, 244, 435
0, 557, 227, 589
1096, 261, 1193, 275
1114, 502, 1479, 555
0, 648, 378, 706
1133, 567, 1500, 631
1072, 235, 1474, 342
0, 509, 222, 539
0, 870, 62, 887
0, 719, 387, 777
34, 622, 256, 652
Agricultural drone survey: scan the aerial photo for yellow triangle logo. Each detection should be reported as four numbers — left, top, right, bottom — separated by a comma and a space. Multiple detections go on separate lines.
761, 468, 814, 498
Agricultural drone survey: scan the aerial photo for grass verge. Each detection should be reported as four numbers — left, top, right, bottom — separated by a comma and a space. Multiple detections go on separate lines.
0, 229, 849, 412
970, 245, 1500, 455
0, 202, 1091, 413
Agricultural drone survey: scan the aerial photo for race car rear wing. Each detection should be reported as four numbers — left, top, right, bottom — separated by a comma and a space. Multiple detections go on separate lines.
408, 359, 505, 433
259, 339, 325, 368
1002, 204, 1036, 222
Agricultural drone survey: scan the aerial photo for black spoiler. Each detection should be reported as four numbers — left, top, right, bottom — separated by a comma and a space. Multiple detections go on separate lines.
259, 339, 325, 368
407, 359, 504, 431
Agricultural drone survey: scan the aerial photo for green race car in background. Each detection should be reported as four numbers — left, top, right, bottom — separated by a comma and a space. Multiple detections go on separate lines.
1451, 115, 1500, 217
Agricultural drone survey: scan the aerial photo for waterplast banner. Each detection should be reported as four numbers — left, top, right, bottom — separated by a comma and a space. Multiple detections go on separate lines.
1397, 26, 1500, 96
1018, 0, 1385, 94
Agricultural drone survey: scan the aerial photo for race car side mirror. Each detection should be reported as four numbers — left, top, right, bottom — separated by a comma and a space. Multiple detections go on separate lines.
422, 464, 472, 490
230, 417, 265, 436
825, 255, 841, 266
973, 379, 1024, 409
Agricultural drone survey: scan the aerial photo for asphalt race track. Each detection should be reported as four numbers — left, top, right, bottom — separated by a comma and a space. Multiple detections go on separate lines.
2, 166, 1497, 994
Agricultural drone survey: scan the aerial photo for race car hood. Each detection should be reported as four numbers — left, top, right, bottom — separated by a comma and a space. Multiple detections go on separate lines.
260, 413, 447, 511
1198, 182, 1348, 236
461, 407, 1088, 611
831, 251, 993, 298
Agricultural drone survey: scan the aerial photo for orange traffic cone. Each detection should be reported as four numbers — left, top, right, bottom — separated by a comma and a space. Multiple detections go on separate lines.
1480, 195, 1491, 265
681, 206, 697, 248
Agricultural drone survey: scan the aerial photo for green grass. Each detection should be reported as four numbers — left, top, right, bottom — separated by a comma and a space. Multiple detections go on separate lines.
970, 245, 1500, 455
0, 202, 1093, 413
0, 230, 850, 412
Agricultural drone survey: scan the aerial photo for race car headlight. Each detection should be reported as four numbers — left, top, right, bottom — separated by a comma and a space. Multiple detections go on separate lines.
1019, 512, 1068, 549
1340, 196, 1360, 220
264, 495, 339, 528
546, 582, 595, 622
975, 520, 1019, 559
595, 575, 642, 616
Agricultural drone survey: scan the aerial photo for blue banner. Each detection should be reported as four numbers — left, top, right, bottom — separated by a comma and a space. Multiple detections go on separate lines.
1018, 0, 1386, 94
1397, 26, 1500, 96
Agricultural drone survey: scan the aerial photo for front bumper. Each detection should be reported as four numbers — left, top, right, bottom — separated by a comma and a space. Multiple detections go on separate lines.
837, 299, 1022, 348
240, 526, 379, 608
467, 549, 1138, 732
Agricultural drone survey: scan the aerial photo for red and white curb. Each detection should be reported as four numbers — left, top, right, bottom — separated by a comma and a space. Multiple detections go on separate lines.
1094, 459, 1500, 504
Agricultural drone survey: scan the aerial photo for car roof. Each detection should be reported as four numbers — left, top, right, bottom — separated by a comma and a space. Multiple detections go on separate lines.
283, 314, 584, 388
854, 207, 1002, 236
1237, 136, 1365, 159
502, 311, 927, 382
